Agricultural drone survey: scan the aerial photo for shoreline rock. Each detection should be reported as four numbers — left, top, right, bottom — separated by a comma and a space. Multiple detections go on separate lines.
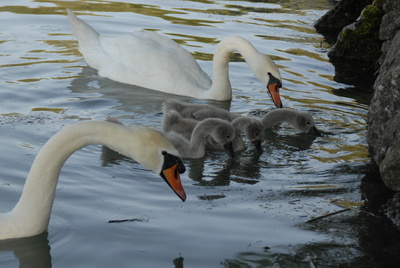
315, 0, 384, 90
315, 0, 400, 226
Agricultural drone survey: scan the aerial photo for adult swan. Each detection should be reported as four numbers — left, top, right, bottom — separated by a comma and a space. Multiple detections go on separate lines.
0, 121, 186, 240
66, 9, 283, 107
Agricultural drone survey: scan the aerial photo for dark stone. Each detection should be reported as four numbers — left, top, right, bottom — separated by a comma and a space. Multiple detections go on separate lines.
313, 0, 385, 88
314, 0, 373, 44
328, 0, 384, 62
379, 0, 400, 62
315, 0, 400, 190
328, 58, 377, 90
386, 192, 400, 229
367, 30, 400, 182
315, 0, 400, 226
381, 138, 400, 191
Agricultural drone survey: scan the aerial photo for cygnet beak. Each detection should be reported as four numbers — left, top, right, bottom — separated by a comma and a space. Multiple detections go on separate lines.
224, 141, 235, 158
308, 126, 321, 137
252, 139, 263, 154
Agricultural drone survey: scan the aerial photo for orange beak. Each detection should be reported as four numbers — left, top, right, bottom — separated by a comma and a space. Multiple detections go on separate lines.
267, 73, 283, 108
161, 163, 187, 201
267, 83, 282, 108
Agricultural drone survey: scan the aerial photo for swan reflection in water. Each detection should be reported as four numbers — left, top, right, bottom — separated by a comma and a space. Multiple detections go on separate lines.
68, 66, 234, 118
0, 232, 185, 268
0, 232, 51, 268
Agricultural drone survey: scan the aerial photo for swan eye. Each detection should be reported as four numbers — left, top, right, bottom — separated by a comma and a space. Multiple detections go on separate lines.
306, 121, 311, 125
162, 151, 186, 174
267, 73, 282, 88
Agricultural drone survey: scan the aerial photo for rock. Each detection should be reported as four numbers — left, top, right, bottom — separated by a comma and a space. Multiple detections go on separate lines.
367, 29, 400, 171
315, 0, 400, 193
380, 138, 400, 191
385, 192, 400, 229
369, 107, 400, 191
378, 0, 400, 61
315, 0, 385, 89
314, 0, 373, 44
328, 0, 384, 62
367, 0, 400, 191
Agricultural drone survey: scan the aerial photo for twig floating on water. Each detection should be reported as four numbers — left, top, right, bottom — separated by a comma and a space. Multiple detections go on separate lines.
108, 217, 149, 223
306, 208, 350, 223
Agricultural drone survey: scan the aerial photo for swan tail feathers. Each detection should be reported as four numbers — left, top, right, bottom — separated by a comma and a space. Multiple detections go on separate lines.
66, 9, 100, 46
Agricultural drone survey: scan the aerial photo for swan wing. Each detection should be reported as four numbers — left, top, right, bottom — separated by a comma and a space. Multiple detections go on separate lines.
97, 31, 211, 93
67, 9, 212, 96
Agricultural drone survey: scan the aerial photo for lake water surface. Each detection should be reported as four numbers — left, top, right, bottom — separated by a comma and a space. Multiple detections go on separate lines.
0, 0, 383, 267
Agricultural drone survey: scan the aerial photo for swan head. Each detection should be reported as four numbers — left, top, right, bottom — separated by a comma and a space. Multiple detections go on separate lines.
296, 112, 321, 136
159, 151, 187, 201
106, 122, 187, 201
131, 128, 187, 201
266, 72, 283, 109
250, 54, 283, 108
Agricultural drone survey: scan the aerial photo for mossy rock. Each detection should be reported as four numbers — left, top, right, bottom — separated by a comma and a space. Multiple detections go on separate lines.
314, 0, 373, 44
328, 0, 385, 62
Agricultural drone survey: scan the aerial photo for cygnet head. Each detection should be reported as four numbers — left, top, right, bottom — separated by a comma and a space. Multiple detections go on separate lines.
204, 119, 235, 157
242, 119, 264, 153
296, 112, 321, 136
232, 117, 264, 153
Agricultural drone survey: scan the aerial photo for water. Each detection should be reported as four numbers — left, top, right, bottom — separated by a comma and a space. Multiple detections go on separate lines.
0, 0, 384, 267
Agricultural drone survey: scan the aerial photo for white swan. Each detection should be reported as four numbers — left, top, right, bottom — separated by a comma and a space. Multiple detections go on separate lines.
66, 9, 283, 106
161, 111, 235, 158
0, 121, 187, 240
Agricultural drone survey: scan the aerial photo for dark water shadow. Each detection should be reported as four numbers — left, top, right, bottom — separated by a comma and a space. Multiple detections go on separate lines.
0, 232, 51, 268
264, 129, 318, 151
330, 58, 377, 92
220, 209, 400, 268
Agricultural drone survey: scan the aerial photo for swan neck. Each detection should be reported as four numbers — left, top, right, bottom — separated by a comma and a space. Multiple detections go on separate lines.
208, 36, 260, 100
2, 121, 145, 239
